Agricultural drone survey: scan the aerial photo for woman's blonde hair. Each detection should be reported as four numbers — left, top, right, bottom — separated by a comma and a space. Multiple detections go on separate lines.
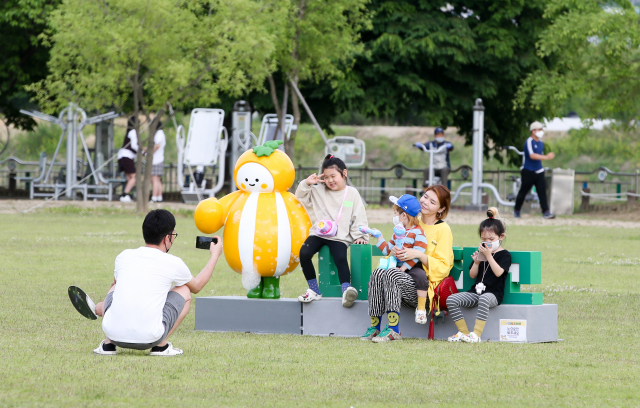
393, 205, 420, 227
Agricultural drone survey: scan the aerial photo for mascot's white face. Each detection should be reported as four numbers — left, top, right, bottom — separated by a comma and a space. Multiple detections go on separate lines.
236, 162, 275, 193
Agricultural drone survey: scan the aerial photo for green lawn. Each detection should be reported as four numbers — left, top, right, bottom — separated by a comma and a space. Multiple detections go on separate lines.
1, 208, 639, 407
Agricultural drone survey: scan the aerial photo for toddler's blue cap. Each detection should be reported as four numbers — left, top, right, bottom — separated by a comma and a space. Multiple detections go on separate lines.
389, 194, 421, 217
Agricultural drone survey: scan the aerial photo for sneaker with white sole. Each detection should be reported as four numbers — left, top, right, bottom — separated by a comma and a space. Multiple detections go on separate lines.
371, 326, 402, 343
149, 341, 183, 356
119, 195, 133, 203
543, 211, 556, 219
93, 340, 117, 355
448, 331, 466, 342
361, 326, 380, 341
298, 288, 322, 303
461, 332, 481, 343
415, 309, 427, 324
342, 286, 358, 308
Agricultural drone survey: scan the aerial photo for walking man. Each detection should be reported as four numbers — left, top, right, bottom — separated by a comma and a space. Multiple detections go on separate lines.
514, 121, 555, 219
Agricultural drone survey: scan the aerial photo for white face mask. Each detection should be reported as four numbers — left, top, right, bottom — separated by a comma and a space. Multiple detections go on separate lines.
392, 216, 400, 225
481, 240, 500, 251
535, 130, 544, 139
435, 137, 445, 143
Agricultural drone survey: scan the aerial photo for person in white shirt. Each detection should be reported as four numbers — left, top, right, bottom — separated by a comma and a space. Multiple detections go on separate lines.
149, 123, 166, 202
93, 209, 223, 356
117, 116, 139, 203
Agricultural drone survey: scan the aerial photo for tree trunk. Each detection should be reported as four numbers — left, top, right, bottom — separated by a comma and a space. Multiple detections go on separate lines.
286, 73, 300, 160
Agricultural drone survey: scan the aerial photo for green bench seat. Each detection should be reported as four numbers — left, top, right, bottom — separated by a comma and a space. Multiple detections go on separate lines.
317, 245, 542, 305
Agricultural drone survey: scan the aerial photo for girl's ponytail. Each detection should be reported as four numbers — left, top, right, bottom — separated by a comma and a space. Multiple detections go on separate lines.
479, 207, 506, 236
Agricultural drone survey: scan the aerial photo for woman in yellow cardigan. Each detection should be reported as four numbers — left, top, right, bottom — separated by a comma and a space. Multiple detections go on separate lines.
362, 185, 454, 342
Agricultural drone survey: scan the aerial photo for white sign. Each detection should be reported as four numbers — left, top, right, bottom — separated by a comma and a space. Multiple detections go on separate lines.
500, 319, 527, 342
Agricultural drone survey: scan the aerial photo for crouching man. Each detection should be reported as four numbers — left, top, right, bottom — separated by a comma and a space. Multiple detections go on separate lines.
93, 209, 222, 356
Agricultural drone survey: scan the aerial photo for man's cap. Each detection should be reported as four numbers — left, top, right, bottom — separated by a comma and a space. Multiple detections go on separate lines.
434, 127, 444, 135
389, 194, 421, 217
529, 121, 545, 131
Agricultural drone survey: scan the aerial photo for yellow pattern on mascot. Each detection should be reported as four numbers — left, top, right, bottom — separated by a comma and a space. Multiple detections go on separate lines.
194, 140, 312, 299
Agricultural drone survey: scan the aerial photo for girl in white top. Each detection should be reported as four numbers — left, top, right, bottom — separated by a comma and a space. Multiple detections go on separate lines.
295, 154, 369, 308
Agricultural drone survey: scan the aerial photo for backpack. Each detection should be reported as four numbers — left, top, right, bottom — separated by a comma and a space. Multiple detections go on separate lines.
428, 276, 458, 339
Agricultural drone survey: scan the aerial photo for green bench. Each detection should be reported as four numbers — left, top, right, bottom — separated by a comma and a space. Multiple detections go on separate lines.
317, 245, 542, 305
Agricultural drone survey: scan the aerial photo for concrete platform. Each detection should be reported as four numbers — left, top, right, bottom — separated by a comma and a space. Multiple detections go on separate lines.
195, 296, 558, 343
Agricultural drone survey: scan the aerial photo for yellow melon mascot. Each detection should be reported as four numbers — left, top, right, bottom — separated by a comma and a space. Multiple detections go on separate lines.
194, 140, 312, 299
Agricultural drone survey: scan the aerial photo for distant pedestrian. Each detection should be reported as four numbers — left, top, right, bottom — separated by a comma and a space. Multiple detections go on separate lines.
423, 127, 454, 189
514, 121, 555, 219
117, 116, 138, 203
149, 122, 166, 203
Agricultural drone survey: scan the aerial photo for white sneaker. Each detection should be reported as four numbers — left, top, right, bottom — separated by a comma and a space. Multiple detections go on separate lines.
415, 309, 427, 324
342, 286, 358, 308
119, 195, 132, 203
461, 332, 481, 343
298, 288, 322, 303
93, 340, 117, 355
149, 341, 183, 356
448, 331, 466, 342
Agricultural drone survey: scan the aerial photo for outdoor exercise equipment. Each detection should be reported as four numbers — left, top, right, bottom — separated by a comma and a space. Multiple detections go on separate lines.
254, 114, 295, 147
230, 101, 253, 192
325, 136, 366, 167
413, 142, 449, 187
175, 108, 228, 203
19, 103, 119, 200
450, 99, 515, 209
193, 140, 312, 299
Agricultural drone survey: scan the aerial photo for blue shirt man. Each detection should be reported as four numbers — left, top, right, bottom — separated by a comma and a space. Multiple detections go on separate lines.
514, 121, 556, 219
421, 127, 454, 189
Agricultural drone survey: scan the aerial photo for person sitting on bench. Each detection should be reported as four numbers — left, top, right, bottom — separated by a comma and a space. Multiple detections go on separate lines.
93, 209, 223, 356
446, 207, 512, 343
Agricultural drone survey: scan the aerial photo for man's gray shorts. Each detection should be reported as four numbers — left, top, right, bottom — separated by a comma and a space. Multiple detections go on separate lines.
104, 291, 186, 350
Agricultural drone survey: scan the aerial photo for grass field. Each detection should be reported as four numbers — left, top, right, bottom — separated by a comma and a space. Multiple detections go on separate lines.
1, 208, 640, 407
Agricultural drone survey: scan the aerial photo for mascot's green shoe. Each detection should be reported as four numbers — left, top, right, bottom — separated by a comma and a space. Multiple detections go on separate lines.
246, 279, 264, 298
261, 277, 281, 299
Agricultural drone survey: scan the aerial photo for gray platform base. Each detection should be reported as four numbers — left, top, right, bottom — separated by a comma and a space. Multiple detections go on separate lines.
195, 296, 301, 335
195, 297, 558, 343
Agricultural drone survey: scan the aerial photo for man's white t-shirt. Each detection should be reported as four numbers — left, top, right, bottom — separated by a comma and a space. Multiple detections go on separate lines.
102, 247, 193, 344
152, 129, 166, 165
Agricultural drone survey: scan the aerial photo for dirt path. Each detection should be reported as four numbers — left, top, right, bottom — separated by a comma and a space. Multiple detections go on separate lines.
1, 199, 638, 228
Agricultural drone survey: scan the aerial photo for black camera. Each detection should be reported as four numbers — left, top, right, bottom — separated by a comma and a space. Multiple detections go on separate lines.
195, 236, 218, 250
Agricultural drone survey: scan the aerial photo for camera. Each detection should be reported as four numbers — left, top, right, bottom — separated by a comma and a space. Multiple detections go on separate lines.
195, 236, 218, 250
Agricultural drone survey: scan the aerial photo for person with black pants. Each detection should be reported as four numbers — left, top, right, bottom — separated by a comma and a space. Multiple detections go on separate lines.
514, 121, 556, 219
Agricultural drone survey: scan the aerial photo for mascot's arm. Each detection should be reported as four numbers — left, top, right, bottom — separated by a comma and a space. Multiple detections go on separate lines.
194, 190, 243, 234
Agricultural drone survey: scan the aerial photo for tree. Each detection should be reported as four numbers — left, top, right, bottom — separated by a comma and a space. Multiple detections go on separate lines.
335, 0, 553, 163
0, 0, 61, 130
516, 0, 640, 123
267, 0, 371, 159
30, 0, 280, 212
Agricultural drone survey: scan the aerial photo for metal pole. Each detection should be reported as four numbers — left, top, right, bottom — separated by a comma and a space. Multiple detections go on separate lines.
288, 78, 331, 150
471, 98, 485, 208
65, 105, 75, 198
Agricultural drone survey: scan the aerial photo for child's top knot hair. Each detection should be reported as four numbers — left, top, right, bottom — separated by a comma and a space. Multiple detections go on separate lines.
321, 154, 348, 178
478, 207, 506, 238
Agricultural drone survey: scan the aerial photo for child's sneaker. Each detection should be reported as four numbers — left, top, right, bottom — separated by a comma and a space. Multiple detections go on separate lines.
93, 340, 117, 355
448, 331, 466, 342
461, 332, 481, 343
298, 288, 322, 303
415, 309, 427, 324
342, 286, 358, 308
149, 342, 183, 356
361, 326, 380, 341
371, 326, 402, 343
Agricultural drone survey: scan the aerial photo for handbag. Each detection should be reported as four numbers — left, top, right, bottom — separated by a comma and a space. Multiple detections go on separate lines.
316, 187, 349, 238
428, 275, 459, 339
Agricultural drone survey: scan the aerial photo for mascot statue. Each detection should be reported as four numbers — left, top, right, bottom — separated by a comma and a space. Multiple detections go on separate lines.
194, 140, 312, 299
